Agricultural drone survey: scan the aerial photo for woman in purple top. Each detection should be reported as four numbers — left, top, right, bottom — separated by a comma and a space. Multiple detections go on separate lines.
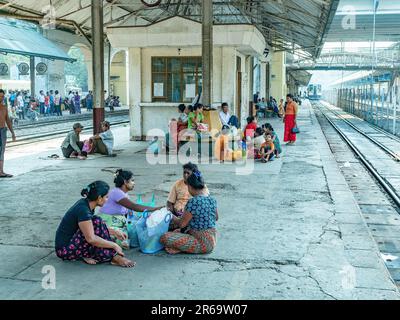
74, 92, 81, 114
98, 169, 163, 249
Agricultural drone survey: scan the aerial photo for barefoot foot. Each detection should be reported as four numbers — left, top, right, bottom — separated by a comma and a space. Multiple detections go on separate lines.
83, 258, 98, 265
165, 247, 181, 255
111, 255, 136, 268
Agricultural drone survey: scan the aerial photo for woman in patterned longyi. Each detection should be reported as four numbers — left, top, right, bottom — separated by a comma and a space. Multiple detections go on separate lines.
161, 170, 218, 255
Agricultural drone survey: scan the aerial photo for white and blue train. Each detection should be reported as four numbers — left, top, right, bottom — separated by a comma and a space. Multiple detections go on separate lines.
307, 84, 322, 100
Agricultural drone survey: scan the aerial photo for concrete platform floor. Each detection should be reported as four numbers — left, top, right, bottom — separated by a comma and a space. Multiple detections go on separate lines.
0, 101, 399, 300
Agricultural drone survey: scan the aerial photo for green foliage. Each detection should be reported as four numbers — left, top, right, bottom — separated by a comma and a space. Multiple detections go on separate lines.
64, 46, 88, 91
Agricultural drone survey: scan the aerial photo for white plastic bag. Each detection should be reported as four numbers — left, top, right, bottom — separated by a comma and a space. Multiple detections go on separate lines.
146, 208, 171, 232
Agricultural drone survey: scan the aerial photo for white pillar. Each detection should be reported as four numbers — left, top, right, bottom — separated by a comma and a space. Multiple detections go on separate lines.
104, 43, 111, 95
270, 51, 287, 101
260, 62, 267, 100
221, 47, 236, 111
47, 60, 66, 94
82, 49, 93, 91
128, 47, 142, 140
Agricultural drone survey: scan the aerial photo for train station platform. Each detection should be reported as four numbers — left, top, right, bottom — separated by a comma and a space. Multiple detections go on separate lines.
1, 101, 399, 300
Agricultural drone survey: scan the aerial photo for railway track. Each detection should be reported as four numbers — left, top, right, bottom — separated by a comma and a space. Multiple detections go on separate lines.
13, 109, 129, 130
314, 100, 400, 286
7, 119, 130, 148
313, 101, 400, 206
318, 101, 400, 162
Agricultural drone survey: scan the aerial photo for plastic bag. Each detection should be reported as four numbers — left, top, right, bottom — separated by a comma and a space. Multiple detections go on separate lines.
126, 194, 156, 248
146, 208, 171, 236
126, 210, 142, 248
136, 210, 172, 254
148, 138, 159, 154
136, 193, 156, 207
82, 139, 93, 153
197, 123, 209, 132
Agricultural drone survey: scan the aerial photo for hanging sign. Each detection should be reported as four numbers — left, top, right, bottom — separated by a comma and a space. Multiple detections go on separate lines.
0, 63, 8, 76
36, 62, 48, 75
18, 63, 30, 75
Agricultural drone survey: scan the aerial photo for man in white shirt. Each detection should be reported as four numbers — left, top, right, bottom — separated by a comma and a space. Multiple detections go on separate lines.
91, 121, 115, 156
219, 103, 232, 127
68, 91, 75, 114
16, 92, 24, 120
38, 90, 45, 115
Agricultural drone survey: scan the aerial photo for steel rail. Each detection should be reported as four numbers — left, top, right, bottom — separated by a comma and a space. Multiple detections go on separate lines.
317, 102, 400, 162
314, 102, 400, 208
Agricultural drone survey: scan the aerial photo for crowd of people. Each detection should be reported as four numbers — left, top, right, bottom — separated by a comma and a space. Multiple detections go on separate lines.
53, 93, 299, 269
166, 93, 299, 163
55, 163, 218, 267
5, 89, 122, 125
0, 83, 300, 268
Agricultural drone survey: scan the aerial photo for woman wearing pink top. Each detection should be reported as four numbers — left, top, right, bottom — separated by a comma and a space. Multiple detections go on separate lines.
98, 169, 163, 249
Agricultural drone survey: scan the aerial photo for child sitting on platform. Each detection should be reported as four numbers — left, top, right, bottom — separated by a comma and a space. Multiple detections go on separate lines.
260, 134, 275, 163
264, 124, 282, 158
252, 127, 266, 160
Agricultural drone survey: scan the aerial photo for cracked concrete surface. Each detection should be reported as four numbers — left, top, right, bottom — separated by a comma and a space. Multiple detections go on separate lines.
0, 101, 398, 300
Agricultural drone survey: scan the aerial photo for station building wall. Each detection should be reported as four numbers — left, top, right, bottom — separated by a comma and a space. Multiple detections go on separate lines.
108, 16, 270, 140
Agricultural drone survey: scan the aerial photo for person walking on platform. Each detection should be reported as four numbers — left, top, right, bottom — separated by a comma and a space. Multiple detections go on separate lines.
0, 89, 16, 178
283, 94, 298, 145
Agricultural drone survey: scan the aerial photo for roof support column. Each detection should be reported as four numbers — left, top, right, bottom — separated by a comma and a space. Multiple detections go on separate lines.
91, 0, 105, 134
202, 0, 213, 107
30, 56, 35, 97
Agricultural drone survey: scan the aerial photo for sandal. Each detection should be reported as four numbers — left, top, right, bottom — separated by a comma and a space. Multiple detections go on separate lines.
0, 174, 13, 178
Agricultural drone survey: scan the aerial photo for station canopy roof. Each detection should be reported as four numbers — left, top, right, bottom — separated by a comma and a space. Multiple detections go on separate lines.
0, 17, 74, 62
326, 0, 400, 42
0, 0, 340, 58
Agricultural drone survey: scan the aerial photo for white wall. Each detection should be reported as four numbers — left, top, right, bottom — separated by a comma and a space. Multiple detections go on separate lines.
108, 17, 269, 140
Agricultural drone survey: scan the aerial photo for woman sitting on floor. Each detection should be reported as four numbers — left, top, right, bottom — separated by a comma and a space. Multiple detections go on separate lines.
167, 162, 209, 218
55, 181, 135, 268
98, 169, 163, 248
161, 170, 218, 255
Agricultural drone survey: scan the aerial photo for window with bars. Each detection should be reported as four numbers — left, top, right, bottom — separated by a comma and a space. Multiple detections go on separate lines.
151, 57, 202, 103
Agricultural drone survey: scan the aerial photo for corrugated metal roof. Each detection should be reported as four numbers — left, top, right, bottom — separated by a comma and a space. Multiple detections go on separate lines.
326, 0, 400, 41
0, 0, 340, 58
0, 18, 74, 61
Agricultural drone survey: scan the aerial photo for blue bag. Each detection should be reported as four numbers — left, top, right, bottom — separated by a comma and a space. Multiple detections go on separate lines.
136, 210, 172, 254
292, 126, 300, 134
148, 138, 159, 155
126, 194, 156, 248
126, 210, 144, 248
136, 193, 156, 207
